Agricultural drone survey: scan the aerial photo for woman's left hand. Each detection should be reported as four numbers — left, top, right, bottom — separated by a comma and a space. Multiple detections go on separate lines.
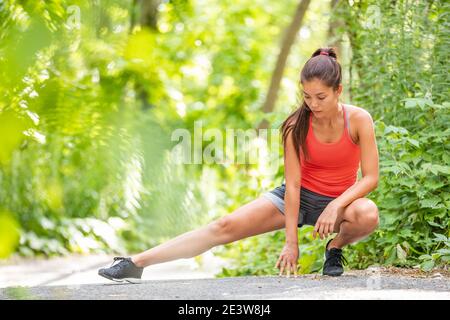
313, 200, 343, 240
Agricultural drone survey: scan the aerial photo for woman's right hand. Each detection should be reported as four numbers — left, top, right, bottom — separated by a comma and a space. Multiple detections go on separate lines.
275, 242, 299, 277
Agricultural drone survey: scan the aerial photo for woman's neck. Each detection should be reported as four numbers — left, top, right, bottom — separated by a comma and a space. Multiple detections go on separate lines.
312, 102, 343, 128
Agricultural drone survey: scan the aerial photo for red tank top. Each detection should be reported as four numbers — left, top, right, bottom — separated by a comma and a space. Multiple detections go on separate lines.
300, 104, 361, 197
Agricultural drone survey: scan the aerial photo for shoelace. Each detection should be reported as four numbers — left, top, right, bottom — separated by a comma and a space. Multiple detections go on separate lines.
109, 256, 129, 268
326, 249, 348, 267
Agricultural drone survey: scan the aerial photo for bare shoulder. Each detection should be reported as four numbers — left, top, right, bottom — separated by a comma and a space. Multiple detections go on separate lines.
345, 104, 373, 120
344, 104, 374, 144
345, 104, 373, 126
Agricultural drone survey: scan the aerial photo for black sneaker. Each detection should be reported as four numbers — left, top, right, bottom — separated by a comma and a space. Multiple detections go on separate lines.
322, 239, 347, 277
98, 257, 143, 283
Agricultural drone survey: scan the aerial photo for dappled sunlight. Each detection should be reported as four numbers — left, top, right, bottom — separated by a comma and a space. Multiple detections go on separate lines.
0, 0, 447, 283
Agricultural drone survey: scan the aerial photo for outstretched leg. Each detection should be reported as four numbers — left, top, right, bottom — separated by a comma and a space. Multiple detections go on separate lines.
131, 196, 286, 268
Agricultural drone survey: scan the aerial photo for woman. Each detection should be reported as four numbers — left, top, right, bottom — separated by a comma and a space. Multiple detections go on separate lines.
98, 47, 379, 282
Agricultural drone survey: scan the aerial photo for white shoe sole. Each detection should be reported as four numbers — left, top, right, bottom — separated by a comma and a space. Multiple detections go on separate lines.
99, 272, 142, 284
112, 278, 142, 284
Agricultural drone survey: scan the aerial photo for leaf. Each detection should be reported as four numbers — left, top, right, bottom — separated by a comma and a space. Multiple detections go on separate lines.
427, 221, 444, 228
433, 233, 449, 243
420, 260, 435, 272
432, 165, 450, 175
407, 138, 420, 148
421, 163, 450, 175
382, 166, 402, 175
396, 244, 407, 261
404, 98, 422, 110
436, 249, 450, 255
384, 125, 409, 135
423, 179, 446, 190
403, 98, 433, 110
420, 197, 443, 209
299, 253, 316, 274
431, 253, 441, 260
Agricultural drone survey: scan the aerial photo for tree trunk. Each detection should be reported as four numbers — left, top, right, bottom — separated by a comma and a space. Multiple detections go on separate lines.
339, 0, 364, 102
129, 0, 138, 33
140, 0, 161, 31
257, 0, 311, 131
327, 0, 342, 56
129, 0, 162, 110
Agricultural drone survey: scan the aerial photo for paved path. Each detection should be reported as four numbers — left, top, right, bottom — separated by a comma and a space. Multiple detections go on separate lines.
0, 252, 226, 288
2, 271, 449, 300
1, 254, 449, 300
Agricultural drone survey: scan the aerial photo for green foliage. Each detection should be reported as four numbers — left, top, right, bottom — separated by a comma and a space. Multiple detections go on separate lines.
0, 0, 306, 258
0, 0, 211, 257
4, 286, 37, 300
329, 0, 449, 272
213, 0, 449, 276
0, 0, 447, 279
334, 0, 449, 123
0, 211, 21, 258
345, 98, 449, 270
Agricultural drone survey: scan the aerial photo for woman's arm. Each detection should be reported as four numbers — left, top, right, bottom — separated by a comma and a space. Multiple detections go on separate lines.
275, 128, 302, 277
333, 109, 379, 208
283, 129, 302, 244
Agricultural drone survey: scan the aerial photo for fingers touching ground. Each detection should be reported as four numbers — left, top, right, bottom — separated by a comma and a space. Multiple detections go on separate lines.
275, 256, 298, 278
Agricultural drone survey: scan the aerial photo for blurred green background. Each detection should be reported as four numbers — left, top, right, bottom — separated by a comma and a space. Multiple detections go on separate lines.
0, 0, 448, 276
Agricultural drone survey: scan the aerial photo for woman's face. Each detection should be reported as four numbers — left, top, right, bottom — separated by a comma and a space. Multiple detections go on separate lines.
302, 78, 342, 117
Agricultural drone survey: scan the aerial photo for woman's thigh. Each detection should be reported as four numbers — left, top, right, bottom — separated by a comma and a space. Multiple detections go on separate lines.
213, 196, 286, 243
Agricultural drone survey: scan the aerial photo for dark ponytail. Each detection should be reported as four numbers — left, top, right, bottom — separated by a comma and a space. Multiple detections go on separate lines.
281, 47, 342, 162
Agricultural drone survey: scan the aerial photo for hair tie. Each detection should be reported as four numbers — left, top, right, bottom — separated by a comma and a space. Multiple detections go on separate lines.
320, 51, 329, 56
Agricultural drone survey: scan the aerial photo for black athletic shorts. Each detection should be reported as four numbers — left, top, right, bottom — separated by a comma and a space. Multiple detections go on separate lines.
262, 183, 337, 228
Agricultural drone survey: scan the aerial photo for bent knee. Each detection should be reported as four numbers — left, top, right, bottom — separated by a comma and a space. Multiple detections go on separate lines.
365, 210, 379, 229
355, 199, 379, 226
363, 204, 379, 227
